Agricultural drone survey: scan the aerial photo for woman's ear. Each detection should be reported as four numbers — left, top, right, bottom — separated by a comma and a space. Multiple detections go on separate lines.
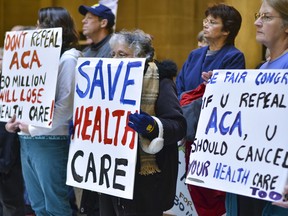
222, 30, 230, 36
285, 26, 288, 34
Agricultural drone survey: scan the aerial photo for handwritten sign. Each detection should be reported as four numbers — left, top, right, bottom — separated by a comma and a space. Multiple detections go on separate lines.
0, 28, 62, 127
66, 57, 145, 199
186, 69, 288, 202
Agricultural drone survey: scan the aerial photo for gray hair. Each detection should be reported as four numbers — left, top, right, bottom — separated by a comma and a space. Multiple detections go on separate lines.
109, 29, 155, 62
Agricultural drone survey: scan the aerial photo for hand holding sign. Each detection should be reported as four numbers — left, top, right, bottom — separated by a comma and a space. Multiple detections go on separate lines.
5, 115, 20, 133
201, 71, 213, 83
128, 110, 157, 136
19, 122, 29, 134
272, 185, 288, 208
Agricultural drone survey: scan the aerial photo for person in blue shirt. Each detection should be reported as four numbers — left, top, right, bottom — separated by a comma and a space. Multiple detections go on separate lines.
176, 3, 245, 216
176, 3, 245, 98
236, 0, 288, 215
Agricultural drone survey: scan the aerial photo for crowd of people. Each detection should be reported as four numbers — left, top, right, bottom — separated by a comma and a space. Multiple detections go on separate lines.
0, 0, 288, 215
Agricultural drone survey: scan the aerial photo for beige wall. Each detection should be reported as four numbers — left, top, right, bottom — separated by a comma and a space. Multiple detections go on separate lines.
0, 0, 263, 69
227, 0, 263, 69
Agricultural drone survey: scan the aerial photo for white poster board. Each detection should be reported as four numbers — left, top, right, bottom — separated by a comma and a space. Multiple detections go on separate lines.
167, 143, 198, 216
66, 57, 145, 200
0, 28, 62, 127
186, 69, 288, 202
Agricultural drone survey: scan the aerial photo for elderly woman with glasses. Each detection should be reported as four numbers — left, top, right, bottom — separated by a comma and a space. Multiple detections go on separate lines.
175, 3, 245, 216
97, 29, 187, 216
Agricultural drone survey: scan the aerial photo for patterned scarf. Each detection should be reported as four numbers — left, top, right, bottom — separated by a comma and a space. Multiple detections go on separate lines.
138, 62, 161, 175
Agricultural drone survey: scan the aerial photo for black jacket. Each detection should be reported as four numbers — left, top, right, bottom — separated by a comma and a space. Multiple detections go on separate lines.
120, 60, 187, 214
0, 122, 21, 174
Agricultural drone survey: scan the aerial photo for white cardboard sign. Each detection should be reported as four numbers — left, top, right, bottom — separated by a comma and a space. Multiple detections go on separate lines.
66, 57, 145, 200
0, 28, 62, 127
186, 69, 288, 202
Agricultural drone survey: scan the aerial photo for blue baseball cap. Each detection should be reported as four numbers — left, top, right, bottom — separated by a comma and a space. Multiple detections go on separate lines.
79, 4, 115, 28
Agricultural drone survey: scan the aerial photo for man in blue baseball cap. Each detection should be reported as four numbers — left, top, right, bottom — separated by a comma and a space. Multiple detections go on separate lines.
78, 3, 115, 57
76, 3, 116, 216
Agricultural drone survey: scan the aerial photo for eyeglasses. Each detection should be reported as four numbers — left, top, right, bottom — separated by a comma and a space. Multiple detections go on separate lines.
255, 12, 281, 22
203, 18, 220, 26
111, 51, 133, 58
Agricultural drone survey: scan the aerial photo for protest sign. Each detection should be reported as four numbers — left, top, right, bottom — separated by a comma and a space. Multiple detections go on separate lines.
186, 69, 288, 202
168, 143, 198, 216
66, 57, 145, 200
0, 28, 62, 127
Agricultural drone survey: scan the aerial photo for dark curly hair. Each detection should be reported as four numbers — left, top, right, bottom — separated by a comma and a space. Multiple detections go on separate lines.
205, 4, 242, 45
